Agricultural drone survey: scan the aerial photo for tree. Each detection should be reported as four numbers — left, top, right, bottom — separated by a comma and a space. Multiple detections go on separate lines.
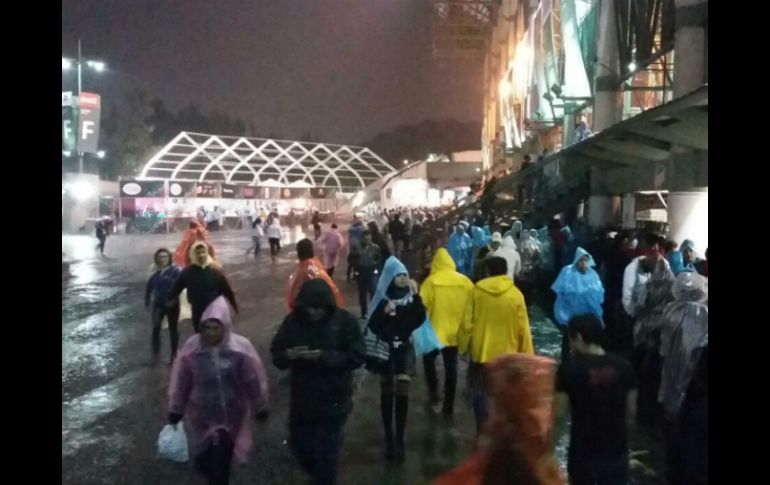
99, 89, 156, 180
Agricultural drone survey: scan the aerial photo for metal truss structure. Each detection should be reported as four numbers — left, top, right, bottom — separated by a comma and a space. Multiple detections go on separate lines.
431, 0, 499, 59
138, 132, 395, 193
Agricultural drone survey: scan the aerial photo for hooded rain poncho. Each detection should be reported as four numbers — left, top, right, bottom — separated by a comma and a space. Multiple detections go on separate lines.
286, 257, 344, 311
447, 228, 473, 276
551, 247, 605, 327
659, 272, 708, 417
169, 297, 268, 464
419, 248, 474, 347
491, 235, 522, 281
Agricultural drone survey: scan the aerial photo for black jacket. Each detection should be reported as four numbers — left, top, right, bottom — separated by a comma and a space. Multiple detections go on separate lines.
271, 279, 365, 420
368, 290, 426, 375
167, 264, 238, 314
351, 242, 382, 272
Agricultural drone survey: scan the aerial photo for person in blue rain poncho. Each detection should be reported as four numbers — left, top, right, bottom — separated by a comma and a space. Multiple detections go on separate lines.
365, 256, 427, 462
447, 224, 473, 276
680, 239, 704, 274
551, 247, 605, 362
667, 250, 688, 276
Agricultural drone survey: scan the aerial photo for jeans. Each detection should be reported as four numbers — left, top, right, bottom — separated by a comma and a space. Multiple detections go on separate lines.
356, 269, 377, 317
269, 238, 281, 257
422, 346, 458, 414
568, 452, 629, 485
289, 416, 347, 485
246, 236, 261, 257
96, 235, 106, 254
151, 303, 180, 359
468, 362, 489, 434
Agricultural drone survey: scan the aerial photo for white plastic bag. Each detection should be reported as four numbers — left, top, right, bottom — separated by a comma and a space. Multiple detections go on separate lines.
179, 289, 192, 321
157, 424, 189, 462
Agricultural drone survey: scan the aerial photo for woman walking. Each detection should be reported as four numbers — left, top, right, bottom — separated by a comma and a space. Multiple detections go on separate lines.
366, 256, 426, 462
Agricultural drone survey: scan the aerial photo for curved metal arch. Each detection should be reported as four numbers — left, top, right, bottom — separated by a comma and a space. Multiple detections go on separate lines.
222, 138, 262, 183
314, 144, 367, 189
199, 137, 257, 182
139, 132, 188, 178
170, 134, 227, 180
138, 132, 395, 191
275, 142, 320, 187
309, 148, 345, 192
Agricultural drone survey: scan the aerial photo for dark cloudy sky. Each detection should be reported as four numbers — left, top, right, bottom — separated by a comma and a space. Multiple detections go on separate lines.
62, 0, 483, 145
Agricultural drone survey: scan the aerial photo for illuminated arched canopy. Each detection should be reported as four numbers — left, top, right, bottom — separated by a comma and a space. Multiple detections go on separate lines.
138, 132, 395, 192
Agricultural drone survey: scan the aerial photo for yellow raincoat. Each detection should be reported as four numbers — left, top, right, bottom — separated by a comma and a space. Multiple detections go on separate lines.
458, 275, 533, 363
420, 248, 474, 347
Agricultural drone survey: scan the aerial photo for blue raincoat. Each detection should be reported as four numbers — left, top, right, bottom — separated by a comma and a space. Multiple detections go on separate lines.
551, 247, 605, 327
447, 230, 473, 276
679, 239, 701, 273
667, 250, 692, 276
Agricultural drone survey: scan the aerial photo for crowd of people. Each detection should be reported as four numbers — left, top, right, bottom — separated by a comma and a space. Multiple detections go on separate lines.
142, 207, 707, 485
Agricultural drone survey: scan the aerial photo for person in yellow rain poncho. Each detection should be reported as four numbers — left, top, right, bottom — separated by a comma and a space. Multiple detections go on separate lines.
419, 248, 474, 417
458, 256, 534, 436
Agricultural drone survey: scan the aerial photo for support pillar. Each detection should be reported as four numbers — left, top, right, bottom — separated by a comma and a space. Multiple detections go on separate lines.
673, 0, 708, 97
588, 195, 620, 228
667, 189, 708, 253
593, 0, 623, 130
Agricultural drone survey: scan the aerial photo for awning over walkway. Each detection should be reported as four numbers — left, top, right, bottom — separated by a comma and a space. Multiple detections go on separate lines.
562, 84, 708, 169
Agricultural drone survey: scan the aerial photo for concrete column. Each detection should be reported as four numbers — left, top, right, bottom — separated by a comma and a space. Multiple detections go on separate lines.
588, 195, 620, 228
593, 0, 623, 130
621, 194, 636, 229
673, 0, 708, 98
667, 189, 708, 253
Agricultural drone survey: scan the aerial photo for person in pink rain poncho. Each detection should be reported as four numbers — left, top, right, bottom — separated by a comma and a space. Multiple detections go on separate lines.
319, 223, 345, 278
168, 296, 269, 485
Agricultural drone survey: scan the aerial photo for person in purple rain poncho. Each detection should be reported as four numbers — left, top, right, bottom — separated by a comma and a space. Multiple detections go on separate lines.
168, 296, 269, 485
319, 223, 345, 278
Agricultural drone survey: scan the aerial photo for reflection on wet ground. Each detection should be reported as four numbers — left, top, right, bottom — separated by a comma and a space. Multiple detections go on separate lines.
62, 230, 663, 484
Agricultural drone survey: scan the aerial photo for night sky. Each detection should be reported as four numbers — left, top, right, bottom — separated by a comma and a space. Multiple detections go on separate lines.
62, 0, 483, 146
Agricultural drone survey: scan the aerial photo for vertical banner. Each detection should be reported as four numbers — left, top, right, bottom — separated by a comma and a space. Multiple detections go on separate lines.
62, 92, 76, 152
77, 92, 101, 153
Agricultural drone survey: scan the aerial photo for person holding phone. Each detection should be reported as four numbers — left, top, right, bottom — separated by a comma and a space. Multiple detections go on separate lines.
271, 278, 365, 485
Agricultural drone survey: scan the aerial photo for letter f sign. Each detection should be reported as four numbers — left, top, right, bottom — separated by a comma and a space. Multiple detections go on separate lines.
63, 120, 72, 140
81, 121, 95, 140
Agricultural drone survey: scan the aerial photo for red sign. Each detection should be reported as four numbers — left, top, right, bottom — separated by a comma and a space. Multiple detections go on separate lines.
79, 92, 100, 108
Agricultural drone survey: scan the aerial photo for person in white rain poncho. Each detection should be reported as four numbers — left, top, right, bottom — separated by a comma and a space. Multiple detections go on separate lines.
491, 235, 521, 282
658, 272, 708, 485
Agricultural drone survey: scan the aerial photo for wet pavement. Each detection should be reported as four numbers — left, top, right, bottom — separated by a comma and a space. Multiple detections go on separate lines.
62, 227, 663, 484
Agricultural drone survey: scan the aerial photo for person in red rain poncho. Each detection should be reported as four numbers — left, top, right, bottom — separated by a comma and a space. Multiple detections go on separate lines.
433, 354, 564, 485
286, 238, 344, 311
174, 220, 218, 267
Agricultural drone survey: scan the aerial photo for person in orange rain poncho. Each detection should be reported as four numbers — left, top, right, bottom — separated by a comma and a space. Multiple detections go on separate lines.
286, 238, 344, 311
173, 220, 218, 267
434, 354, 564, 485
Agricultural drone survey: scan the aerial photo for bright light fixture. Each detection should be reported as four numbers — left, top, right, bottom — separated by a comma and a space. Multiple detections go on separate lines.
97, 150, 106, 159
628, 62, 637, 72
62, 58, 73, 70
88, 61, 106, 72
66, 180, 96, 201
